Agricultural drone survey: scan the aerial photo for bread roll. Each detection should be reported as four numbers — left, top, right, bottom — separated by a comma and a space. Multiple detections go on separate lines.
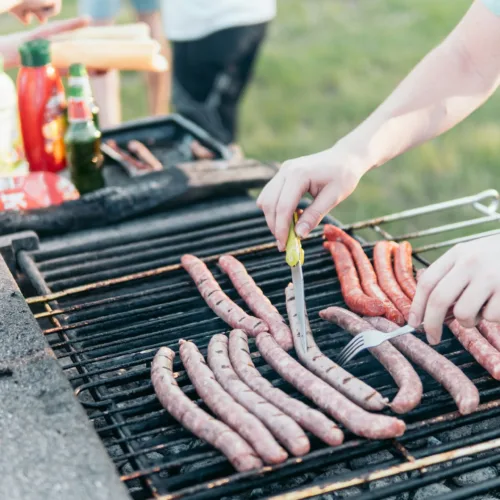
49, 23, 150, 41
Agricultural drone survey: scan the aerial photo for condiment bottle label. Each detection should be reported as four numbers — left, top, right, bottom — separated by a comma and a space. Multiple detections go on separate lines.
42, 87, 66, 157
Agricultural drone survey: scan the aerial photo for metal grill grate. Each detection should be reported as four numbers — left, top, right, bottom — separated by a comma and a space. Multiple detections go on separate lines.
19, 190, 500, 500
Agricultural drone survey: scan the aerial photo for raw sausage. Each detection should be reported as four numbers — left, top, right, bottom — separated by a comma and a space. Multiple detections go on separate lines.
373, 241, 412, 321
218, 254, 293, 350
365, 316, 480, 415
181, 254, 268, 336
207, 334, 309, 456
323, 225, 404, 325
179, 339, 287, 464
393, 241, 417, 299
324, 241, 385, 316
477, 320, 500, 352
255, 332, 406, 439
151, 346, 263, 471
285, 283, 388, 411
228, 329, 342, 446
448, 320, 500, 381
319, 306, 422, 414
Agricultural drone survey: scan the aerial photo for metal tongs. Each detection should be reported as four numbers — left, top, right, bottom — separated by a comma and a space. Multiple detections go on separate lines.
286, 211, 308, 352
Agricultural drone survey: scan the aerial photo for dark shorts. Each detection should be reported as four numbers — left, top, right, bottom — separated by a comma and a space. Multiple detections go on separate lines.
171, 22, 268, 145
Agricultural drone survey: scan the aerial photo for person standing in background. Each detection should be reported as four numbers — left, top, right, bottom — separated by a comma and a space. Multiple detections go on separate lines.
162, 0, 276, 159
78, 0, 170, 128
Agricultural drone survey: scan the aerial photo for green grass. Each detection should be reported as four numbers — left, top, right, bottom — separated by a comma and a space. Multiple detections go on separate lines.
2, 0, 499, 243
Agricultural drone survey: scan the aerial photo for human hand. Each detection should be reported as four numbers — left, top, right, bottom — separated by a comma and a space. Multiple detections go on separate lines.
408, 234, 500, 344
256, 146, 367, 251
10, 0, 61, 23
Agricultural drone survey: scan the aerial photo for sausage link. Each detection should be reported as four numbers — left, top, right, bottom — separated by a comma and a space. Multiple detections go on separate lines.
181, 254, 268, 336
393, 241, 417, 299
477, 320, 500, 352
151, 347, 263, 471
255, 332, 406, 439
373, 241, 412, 321
319, 307, 422, 414
179, 339, 287, 464
323, 225, 404, 325
285, 283, 388, 411
207, 334, 309, 456
228, 329, 342, 446
324, 241, 385, 316
448, 320, 500, 381
365, 317, 480, 415
218, 254, 293, 350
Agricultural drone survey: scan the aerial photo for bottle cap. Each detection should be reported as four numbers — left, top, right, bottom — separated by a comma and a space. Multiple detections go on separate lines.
19, 39, 51, 67
69, 63, 88, 77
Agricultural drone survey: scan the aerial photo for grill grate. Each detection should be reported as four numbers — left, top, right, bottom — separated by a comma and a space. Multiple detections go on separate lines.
19, 190, 500, 500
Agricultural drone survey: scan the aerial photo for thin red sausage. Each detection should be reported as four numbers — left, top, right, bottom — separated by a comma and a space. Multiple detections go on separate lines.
323, 225, 404, 325
181, 254, 268, 336
365, 316, 480, 415
393, 241, 417, 299
373, 241, 412, 321
151, 347, 263, 471
228, 329, 342, 447
207, 334, 310, 456
179, 339, 287, 464
319, 306, 422, 414
218, 254, 293, 351
255, 332, 406, 439
285, 283, 388, 411
324, 241, 385, 317
477, 320, 500, 352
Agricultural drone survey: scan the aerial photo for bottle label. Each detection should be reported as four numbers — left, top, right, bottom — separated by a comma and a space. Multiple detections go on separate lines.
68, 98, 93, 123
42, 87, 66, 157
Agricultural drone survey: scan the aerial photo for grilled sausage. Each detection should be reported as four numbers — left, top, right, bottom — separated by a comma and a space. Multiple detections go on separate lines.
323, 225, 404, 325
181, 255, 268, 336
393, 241, 417, 300
127, 140, 163, 171
324, 241, 385, 316
319, 306, 422, 414
207, 334, 309, 456
477, 320, 500, 352
365, 317, 480, 415
228, 330, 342, 446
151, 347, 263, 471
285, 283, 388, 411
447, 320, 500, 381
218, 254, 293, 351
373, 241, 412, 321
179, 339, 287, 464
255, 332, 406, 439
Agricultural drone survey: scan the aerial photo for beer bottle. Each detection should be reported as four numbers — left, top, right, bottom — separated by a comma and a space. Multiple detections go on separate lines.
64, 84, 104, 194
68, 63, 100, 128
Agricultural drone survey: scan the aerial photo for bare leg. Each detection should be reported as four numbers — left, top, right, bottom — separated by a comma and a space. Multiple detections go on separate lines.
136, 10, 170, 116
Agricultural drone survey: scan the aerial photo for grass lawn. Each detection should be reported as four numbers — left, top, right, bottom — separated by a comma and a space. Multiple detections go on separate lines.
1, 0, 499, 245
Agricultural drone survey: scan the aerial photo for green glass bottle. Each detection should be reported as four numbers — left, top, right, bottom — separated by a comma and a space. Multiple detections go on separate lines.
68, 63, 100, 128
64, 84, 104, 194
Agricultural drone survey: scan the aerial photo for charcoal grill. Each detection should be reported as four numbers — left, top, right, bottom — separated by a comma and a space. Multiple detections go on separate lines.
5, 189, 500, 500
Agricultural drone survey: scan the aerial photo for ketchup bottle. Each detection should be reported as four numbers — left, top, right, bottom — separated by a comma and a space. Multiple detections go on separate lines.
17, 39, 67, 173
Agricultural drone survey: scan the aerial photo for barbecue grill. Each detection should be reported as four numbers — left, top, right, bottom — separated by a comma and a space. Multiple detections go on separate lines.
1, 184, 499, 500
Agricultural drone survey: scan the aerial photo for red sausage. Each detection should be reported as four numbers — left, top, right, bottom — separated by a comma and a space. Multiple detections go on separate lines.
207, 334, 309, 456
179, 339, 287, 464
323, 225, 404, 325
181, 254, 268, 336
255, 332, 406, 439
373, 241, 412, 321
151, 347, 263, 471
365, 316, 479, 415
393, 241, 417, 300
218, 254, 293, 351
228, 329, 342, 447
285, 283, 388, 411
477, 320, 500, 352
319, 306, 422, 414
324, 241, 385, 316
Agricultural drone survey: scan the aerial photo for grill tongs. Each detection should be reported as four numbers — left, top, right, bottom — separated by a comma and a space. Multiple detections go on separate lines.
286, 211, 308, 352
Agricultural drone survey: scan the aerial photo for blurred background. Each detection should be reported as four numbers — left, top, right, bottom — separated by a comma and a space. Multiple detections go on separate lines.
1, 0, 498, 228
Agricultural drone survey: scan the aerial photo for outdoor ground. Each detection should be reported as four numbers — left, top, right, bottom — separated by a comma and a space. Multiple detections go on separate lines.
1, 0, 499, 239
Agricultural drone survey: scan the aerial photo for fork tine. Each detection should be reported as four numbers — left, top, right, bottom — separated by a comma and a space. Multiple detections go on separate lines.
337, 337, 364, 366
338, 343, 364, 366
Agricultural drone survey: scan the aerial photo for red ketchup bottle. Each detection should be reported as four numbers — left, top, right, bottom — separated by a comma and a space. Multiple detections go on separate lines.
17, 39, 67, 173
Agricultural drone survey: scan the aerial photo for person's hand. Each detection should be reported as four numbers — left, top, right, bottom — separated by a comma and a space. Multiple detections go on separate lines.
409, 234, 500, 345
10, 0, 61, 23
256, 146, 367, 251
0, 16, 89, 68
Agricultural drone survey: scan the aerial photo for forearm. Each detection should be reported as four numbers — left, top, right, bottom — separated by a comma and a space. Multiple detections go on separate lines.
0, 0, 21, 14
